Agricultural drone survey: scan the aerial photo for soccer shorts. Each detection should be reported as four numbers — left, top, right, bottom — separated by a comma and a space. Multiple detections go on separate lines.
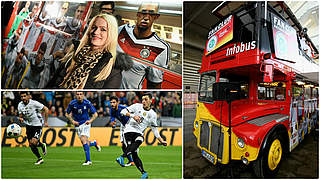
26, 125, 43, 140
76, 123, 91, 138
123, 132, 144, 147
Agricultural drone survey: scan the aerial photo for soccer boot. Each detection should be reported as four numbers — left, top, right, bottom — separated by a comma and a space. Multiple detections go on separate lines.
141, 172, 148, 179
35, 158, 44, 165
116, 156, 125, 167
41, 143, 47, 155
124, 162, 135, 167
82, 161, 92, 166
95, 140, 101, 152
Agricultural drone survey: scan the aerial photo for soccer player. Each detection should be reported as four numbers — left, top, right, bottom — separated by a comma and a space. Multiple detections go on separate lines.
65, 92, 101, 165
18, 92, 49, 165
117, 2, 171, 89
109, 96, 134, 167
116, 93, 167, 179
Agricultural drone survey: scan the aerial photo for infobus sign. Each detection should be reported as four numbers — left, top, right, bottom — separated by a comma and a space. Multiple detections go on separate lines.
271, 14, 299, 62
206, 15, 233, 56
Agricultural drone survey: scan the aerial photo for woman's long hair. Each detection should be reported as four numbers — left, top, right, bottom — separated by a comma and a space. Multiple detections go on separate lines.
61, 14, 118, 83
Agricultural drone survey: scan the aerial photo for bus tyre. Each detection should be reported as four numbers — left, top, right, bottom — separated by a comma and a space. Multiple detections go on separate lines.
253, 133, 283, 177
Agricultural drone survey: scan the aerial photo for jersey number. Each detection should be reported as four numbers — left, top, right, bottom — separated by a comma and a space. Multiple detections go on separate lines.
34, 132, 40, 139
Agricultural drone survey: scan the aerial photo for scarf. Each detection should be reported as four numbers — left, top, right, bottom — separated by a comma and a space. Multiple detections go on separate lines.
62, 45, 104, 89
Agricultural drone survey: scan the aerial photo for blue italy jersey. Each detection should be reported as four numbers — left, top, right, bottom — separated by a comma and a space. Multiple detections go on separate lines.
67, 99, 96, 126
110, 104, 129, 126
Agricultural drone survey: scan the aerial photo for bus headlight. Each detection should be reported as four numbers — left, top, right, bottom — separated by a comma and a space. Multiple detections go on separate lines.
237, 137, 245, 148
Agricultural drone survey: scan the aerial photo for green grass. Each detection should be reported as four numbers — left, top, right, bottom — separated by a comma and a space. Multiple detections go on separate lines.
2, 146, 182, 179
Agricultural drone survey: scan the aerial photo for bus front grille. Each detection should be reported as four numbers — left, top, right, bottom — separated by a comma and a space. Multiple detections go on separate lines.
199, 121, 224, 160
211, 124, 224, 159
200, 121, 210, 148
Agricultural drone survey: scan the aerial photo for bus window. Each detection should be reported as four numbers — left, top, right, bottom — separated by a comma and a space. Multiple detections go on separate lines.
258, 82, 286, 101
218, 75, 249, 99
234, 3, 257, 43
198, 71, 216, 103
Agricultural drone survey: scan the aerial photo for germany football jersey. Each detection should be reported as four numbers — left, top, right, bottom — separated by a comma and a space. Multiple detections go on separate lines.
117, 24, 171, 89
122, 103, 158, 135
18, 99, 44, 126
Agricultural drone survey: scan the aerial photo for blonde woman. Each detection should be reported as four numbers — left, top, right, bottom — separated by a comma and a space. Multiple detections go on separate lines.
58, 14, 130, 89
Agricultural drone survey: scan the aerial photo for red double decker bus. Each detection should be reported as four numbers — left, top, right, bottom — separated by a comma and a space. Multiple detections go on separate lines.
193, 2, 318, 177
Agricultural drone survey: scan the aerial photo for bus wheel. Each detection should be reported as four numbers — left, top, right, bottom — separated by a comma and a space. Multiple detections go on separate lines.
253, 133, 283, 177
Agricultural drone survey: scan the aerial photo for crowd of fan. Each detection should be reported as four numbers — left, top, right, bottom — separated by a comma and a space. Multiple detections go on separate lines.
1, 91, 182, 119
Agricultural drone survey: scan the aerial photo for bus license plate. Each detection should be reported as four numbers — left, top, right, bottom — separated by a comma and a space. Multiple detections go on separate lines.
202, 150, 215, 164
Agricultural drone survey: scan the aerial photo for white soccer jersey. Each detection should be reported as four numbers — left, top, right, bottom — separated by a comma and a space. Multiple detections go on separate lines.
41, 29, 56, 58
121, 103, 158, 135
117, 24, 171, 89
24, 22, 42, 52
17, 19, 33, 52
49, 18, 67, 54
18, 99, 44, 126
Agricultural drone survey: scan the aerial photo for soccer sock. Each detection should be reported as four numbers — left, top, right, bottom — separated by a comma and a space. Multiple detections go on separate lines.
132, 152, 145, 174
121, 143, 133, 162
83, 143, 91, 162
128, 155, 134, 162
89, 140, 97, 147
30, 144, 41, 159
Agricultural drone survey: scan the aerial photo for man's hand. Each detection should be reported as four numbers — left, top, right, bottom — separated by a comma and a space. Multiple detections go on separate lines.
133, 115, 141, 123
19, 117, 24, 123
161, 140, 168, 146
85, 120, 93, 125
44, 122, 48, 127
72, 120, 79, 126
53, 50, 64, 59
110, 121, 116, 127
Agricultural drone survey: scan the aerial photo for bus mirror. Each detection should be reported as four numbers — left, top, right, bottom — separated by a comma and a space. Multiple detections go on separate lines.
212, 82, 241, 102
263, 64, 274, 83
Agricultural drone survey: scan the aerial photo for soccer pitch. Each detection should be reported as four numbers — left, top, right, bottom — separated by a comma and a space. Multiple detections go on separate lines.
2, 146, 182, 179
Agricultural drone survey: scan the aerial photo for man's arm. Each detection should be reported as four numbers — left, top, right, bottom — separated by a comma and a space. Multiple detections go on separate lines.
41, 106, 49, 127
86, 101, 98, 125
85, 112, 98, 125
65, 111, 79, 126
147, 81, 161, 89
151, 126, 167, 146
150, 112, 167, 145
109, 108, 116, 127
120, 107, 141, 123
19, 113, 24, 124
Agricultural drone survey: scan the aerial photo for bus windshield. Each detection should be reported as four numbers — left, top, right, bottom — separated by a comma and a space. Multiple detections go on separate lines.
198, 71, 216, 103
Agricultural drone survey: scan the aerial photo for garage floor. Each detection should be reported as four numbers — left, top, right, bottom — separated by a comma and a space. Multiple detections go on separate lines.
183, 108, 319, 178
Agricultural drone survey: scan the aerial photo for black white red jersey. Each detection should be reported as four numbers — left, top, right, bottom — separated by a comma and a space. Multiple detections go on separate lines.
121, 103, 158, 135
24, 22, 41, 52
18, 99, 45, 126
17, 18, 33, 52
117, 24, 171, 89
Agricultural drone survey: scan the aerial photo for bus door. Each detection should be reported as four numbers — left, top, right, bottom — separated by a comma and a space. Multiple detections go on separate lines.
290, 84, 302, 150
